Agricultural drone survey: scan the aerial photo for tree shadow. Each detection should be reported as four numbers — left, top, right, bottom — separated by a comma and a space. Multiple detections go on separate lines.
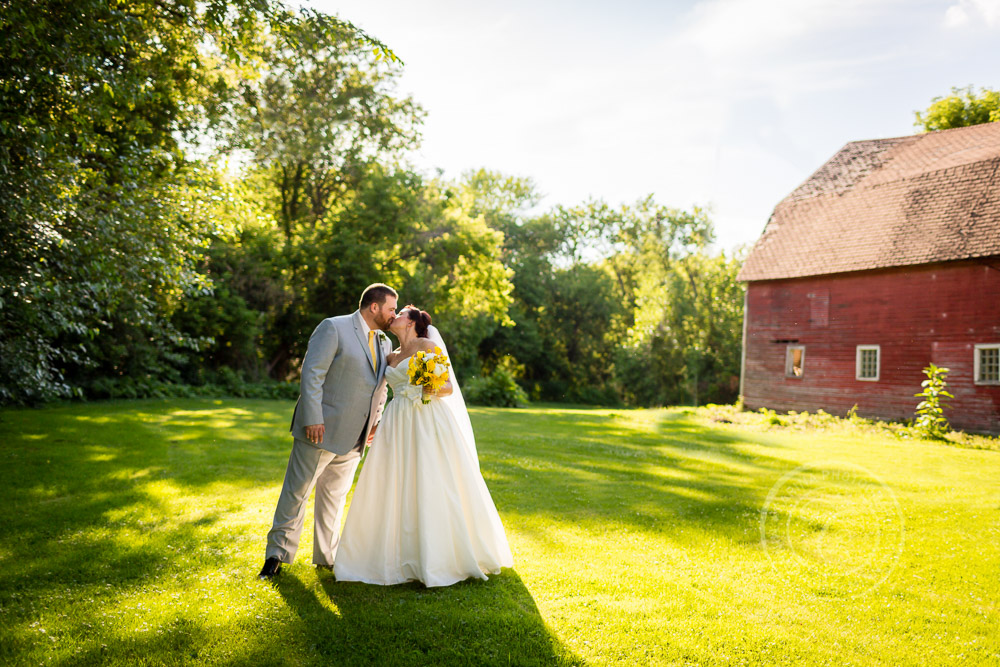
0, 399, 588, 665
0, 399, 830, 664
0, 399, 286, 587
273, 569, 582, 666
49, 617, 210, 666
0, 399, 294, 663
474, 406, 808, 546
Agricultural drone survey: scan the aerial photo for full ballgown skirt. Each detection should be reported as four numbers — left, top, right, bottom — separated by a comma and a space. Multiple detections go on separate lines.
334, 359, 514, 587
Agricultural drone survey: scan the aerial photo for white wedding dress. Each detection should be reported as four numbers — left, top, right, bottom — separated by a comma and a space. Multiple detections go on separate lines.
334, 335, 513, 587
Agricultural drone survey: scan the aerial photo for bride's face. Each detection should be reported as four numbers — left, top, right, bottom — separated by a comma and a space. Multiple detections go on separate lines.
389, 309, 413, 337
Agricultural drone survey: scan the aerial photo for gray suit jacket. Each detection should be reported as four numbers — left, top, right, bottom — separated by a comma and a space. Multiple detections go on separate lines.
290, 311, 391, 455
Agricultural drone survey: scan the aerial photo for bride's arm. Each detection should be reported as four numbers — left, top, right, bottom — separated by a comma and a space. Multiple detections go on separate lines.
423, 381, 453, 398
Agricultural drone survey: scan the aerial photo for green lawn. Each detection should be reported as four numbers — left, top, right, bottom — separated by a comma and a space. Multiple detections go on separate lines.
1, 399, 998, 666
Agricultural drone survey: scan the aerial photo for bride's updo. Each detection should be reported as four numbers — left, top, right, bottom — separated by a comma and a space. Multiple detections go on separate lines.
402, 305, 432, 338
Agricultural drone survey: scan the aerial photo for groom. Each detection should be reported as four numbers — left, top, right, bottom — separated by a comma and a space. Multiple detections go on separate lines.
258, 283, 397, 579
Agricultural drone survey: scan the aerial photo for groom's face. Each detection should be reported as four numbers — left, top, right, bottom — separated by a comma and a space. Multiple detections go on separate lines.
372, 296, 398, 331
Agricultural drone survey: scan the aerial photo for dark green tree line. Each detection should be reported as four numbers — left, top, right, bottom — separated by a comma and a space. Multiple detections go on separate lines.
0, 0, 401, 401
465, 173, 744, 406
1, 0, 273, 400
1, 1, 747, 407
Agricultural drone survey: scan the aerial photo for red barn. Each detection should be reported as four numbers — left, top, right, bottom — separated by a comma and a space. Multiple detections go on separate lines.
738, 122, 1000, 434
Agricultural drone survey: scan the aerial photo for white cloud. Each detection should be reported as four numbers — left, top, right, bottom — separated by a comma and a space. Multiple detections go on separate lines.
677, 0, 896, 59
667, 0, 906, 90
944, 0, 1000, 28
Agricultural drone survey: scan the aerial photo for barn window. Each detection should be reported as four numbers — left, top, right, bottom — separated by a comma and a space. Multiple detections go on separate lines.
974, 344, 1000, 385
785, 345, 805, 378
856, 345, 880, 381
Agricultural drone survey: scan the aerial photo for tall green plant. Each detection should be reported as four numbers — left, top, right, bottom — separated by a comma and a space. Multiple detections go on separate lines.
912, 364, 953, 439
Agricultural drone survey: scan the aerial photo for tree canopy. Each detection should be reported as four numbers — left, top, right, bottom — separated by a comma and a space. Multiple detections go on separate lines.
915, 85, 1000, 131
1, 0, 745, 408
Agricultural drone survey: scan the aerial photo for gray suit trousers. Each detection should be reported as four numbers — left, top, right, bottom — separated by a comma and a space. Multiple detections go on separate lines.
265, 438, 362, 566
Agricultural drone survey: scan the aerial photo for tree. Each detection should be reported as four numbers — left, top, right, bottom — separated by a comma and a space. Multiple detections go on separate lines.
303, 167, 515, 369
915, 86, 1000, 131
0, 0, 389, 402
229, 13, 422, 241
218, 15, 426, 378
616, 250, 745, 406
389, 176, 515, 376
224, 161, 516, 381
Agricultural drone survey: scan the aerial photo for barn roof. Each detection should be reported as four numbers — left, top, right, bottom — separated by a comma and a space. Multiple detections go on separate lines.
738, 122, 1000, 281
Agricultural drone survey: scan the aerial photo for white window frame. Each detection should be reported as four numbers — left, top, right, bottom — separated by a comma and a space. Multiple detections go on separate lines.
974, 343, 1000, 385
785, 345, 805, 378
856, 345, 880, 382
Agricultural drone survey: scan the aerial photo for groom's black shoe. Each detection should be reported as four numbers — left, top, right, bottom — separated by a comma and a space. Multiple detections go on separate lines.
258, 558, 282, 580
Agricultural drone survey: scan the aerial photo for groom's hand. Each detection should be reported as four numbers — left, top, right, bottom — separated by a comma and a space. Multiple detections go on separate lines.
366, 424, 378, 445
305, 424, 325, 445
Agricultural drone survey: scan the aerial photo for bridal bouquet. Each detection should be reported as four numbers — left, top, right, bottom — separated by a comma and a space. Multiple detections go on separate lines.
407, 348, 451, 404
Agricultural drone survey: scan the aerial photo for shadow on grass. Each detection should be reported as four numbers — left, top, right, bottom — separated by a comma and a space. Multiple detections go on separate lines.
0, 399, 810, 664
0, 399, 587, 665
0, 399, 293, 663
273, 569, 580, 666
473, 406, 802, 544
47, 618, 211, 667
0, 398, 289, 578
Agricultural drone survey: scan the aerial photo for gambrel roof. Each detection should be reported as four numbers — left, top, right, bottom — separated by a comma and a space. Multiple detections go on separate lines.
738, 122, 1000, 281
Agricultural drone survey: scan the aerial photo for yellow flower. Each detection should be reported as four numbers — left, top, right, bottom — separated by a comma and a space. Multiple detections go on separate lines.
405, 351, 451, 403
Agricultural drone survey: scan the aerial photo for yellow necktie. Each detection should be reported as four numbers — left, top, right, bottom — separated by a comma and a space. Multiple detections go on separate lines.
368, 330, 377, 371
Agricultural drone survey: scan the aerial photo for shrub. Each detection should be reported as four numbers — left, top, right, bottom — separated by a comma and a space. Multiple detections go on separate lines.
566, 383, 622, 407
465, 366, 529, 408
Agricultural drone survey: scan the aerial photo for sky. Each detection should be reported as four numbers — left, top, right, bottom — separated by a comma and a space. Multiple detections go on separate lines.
310, 0, 1000, 250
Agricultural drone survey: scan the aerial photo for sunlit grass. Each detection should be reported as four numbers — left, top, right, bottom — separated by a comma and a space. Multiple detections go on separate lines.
1, 399, 998, 665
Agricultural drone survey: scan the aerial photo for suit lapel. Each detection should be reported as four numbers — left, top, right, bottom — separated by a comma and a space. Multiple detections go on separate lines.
352, 311, 377, 379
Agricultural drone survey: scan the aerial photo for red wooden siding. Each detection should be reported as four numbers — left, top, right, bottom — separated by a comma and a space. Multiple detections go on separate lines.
742, 258, 1000, 433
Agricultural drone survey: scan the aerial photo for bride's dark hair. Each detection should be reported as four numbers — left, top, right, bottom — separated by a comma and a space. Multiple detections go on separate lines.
402, 305, 432, 338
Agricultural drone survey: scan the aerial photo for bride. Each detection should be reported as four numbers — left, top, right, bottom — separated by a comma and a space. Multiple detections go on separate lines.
334, 305, 514, 587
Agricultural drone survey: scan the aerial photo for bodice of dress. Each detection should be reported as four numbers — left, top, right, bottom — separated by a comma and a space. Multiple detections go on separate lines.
385, 357, 413, 394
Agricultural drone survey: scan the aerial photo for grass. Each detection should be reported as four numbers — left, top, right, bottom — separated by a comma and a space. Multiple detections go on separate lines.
0, 399, 997, 665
